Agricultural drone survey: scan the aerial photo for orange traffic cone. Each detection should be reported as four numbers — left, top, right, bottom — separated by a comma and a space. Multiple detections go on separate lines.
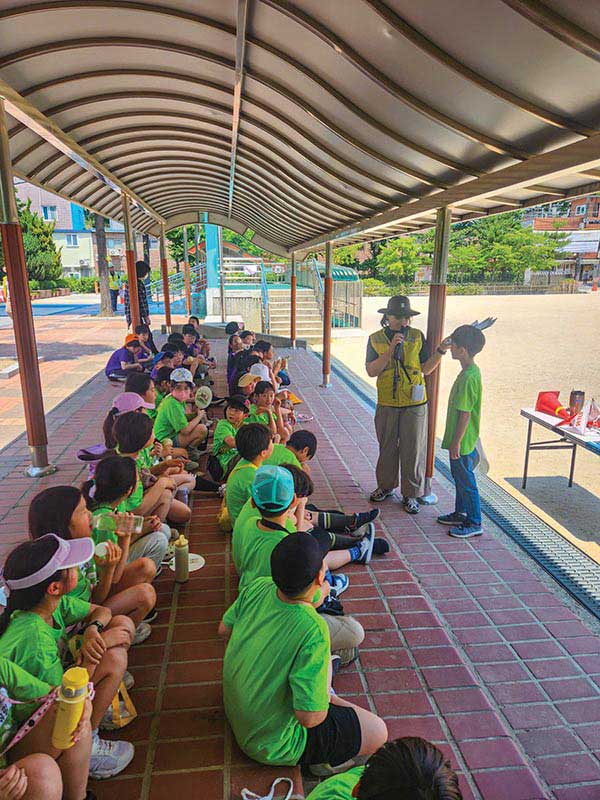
593, 277, 598, 292
535, 391, 570, 419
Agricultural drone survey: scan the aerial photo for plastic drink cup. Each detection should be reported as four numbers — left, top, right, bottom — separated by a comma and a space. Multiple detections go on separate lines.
51, 667, 89, 750
115, 513, 144, 536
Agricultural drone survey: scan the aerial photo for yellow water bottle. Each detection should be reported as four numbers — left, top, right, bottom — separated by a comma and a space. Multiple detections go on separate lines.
174, 534, 189, 583
51, 667, 89, 750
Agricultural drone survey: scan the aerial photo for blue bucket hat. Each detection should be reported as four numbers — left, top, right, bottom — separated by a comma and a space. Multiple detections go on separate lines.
251, 465, 295, 513
153, 350, 174, 365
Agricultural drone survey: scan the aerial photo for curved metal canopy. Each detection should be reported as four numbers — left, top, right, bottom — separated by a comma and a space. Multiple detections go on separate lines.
2, 0, 600, 255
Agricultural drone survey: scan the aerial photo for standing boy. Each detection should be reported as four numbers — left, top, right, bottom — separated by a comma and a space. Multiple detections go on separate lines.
438, 325, 486, 539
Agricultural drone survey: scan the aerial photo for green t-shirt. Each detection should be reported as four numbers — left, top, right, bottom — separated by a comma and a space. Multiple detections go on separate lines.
246, 404, 276, 427
225, 462, 258, 525
306, 767, 365, 800
147, 389, 164, 421
0, 657, 53, 733
442, 364, 482, 456
212, 419, 240, 471
232, 499, 295, 572
0, 595, 91, 691
154, 394, 188, 441
136, 446, 154, 471
223, 577, 330, 766
70, 557, 97, 603
236, 519, 297, 591
264, 444, 301, 469
91, 504, 119, 545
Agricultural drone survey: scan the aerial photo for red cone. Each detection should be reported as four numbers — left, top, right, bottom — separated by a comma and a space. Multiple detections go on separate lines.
535, 391, 570, 419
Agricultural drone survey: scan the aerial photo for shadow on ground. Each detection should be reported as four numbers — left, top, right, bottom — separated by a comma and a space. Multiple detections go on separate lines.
505, 475, 600, 544
0, 343, 114, 361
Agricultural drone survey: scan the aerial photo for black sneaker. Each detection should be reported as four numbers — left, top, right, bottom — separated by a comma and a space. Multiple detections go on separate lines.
373, 537, 390, 556
437, 511, 467, 526
351, 509, 380, 529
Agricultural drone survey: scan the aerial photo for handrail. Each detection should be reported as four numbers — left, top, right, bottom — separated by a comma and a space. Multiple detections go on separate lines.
149, 261, 206, 303
259, 259, 270, 334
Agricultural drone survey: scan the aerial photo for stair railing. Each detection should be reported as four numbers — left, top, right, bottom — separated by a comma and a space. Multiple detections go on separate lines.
259, 260, 270, 334
149, 261, 206, 304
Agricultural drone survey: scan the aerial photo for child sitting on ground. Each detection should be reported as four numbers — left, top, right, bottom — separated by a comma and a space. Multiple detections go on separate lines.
438, 325, 486, 540
82, 455, 169, 574
247, 380, 290, 442
211, 396, 249, 480
219, 532, 387, 771
305, 736, 462, 800
224, 423, 273, 527
113, 412, 191, 527
133, 324, 155, 367
104, 337, 143, 381
150, 351, 174, 383
0, 657, 91, 800
29, 485, 156, 639
153, 368, 208, 458
0, 536, 134, 779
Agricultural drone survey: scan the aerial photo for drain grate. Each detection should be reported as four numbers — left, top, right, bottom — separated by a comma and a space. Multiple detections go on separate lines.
323, 351, 600, 620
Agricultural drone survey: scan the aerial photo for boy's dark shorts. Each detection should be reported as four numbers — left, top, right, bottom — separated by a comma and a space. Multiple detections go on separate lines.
299, 704, 361, 767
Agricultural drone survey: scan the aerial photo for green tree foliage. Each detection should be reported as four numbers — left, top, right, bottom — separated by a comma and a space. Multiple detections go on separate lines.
0, 199, 62, 282
166, 225, 279, 268
376, 236, 428, 283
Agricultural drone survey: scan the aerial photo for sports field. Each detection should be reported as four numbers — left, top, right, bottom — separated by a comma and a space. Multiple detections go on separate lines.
331, 293, 600, 560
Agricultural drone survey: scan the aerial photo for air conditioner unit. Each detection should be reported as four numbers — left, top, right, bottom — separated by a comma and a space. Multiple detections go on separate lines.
109, 249, 121, 256
79, 259, 90, 267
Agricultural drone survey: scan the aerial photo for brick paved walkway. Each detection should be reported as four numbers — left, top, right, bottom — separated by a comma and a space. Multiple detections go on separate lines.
0, 341, 599, 798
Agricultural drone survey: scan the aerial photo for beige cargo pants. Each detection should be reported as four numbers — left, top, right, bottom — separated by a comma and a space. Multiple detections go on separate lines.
374, 403, 427, 498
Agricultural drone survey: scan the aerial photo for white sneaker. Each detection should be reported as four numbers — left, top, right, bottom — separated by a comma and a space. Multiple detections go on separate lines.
89, 730, 134, 779
100, 700, 134, 731
132, 622, 151, 645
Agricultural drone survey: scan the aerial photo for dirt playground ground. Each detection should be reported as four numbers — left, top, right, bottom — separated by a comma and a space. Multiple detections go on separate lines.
330, 293, 600, 561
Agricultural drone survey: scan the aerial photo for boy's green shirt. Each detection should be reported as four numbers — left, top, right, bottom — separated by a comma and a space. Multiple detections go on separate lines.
223, 577, 330, 766
0, 657, 53, 735
246, 404, 276, 427
212, 419, 240, 471
225, 461, 258, 525
0, 595, 91, 693
305, 767, 365, 800
442, 363, 482, 456
154, 394, 188, 441
236, 518, 297, 590
147, 389, 164, 420
232, 498, 295, 573
264, 443, 301, 469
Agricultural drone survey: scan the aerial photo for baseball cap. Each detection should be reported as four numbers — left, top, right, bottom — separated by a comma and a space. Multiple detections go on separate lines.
238, 373, 260, 388
124, 334, 140, 346
225, 321, 241, 335
153, 350, 174, 366
2, 534, 94, 591
112, 391, 154, 414
271, 531, 330, 597
251, 465, 295, 513
170, 367, 194, 386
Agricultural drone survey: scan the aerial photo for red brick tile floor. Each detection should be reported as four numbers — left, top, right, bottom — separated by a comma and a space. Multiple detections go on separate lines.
1, 339, 600, 798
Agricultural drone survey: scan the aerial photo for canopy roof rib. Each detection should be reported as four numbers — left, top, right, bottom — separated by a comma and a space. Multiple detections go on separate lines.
0, 0, 600, 253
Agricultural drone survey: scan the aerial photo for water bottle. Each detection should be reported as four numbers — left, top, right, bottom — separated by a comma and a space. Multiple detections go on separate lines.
51, 667, 89, 750
174, 534, 189, 583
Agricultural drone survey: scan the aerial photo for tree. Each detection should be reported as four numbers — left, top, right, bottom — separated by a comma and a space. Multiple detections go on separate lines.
0, 199, 63, 283
376, 236, 427, 284
333, 243, 361, 268
94, 213, 112, 315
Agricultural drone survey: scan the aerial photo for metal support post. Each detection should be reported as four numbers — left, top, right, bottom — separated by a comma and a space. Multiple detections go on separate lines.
321, 242, 333, 388
218, 226, 226, 323
290, 252, 297, 347
121, 194, 140, 329
0, 99, 55, 476
159, 223, 171, 331
182, 224, 192, 317
422, 206, 452, 504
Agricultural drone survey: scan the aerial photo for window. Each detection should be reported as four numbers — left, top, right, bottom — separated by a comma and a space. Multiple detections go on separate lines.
575, 204, 587, 216
42, 205, 57, 221
107, 239, 116, 249
66, 234, 78, 247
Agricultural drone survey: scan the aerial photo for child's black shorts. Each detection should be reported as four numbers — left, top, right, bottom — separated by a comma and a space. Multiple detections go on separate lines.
300, 704, 361, 767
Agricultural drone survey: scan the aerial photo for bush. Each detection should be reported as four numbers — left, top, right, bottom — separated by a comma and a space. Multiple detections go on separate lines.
362, 278, 393, 296
62, 276, 97, 293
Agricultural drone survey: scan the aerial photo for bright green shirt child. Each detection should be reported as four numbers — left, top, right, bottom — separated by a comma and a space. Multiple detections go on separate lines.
0, 658, 53, 737
223, 577, 330, 766
232, 498, 295, 573
225, 462, 258, 525
212, 419, 240, 472
246, 404, 276, 427
0, 596, 91, 690
154, 394, 188, 441
442, 363, 482, 456
147, 388, 164, 420
305, 767, 365, 800
236, 518, 297, 591
264, 443, 301, 469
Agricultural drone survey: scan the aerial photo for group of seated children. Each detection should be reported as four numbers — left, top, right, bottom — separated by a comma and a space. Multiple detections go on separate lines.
0, 325, 463, 799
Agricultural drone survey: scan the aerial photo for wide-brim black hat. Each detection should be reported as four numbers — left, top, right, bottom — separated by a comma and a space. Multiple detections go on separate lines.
378, 295, 420, 317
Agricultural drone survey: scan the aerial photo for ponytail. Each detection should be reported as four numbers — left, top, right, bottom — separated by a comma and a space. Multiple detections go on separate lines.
83, 455, 137, 507
102, 407, 119, 449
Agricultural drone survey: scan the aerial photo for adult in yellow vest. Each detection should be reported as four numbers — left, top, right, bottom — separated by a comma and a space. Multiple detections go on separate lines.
366, 295, 446, 513
108, 267, 121, 313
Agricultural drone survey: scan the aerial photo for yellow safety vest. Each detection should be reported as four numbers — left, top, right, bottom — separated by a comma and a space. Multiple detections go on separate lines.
368, 327, 427, 408
109, 273, 120, 291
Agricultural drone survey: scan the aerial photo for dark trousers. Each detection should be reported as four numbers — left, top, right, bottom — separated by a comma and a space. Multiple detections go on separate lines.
109, 288, 119, 312
450, 449, 481, 526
